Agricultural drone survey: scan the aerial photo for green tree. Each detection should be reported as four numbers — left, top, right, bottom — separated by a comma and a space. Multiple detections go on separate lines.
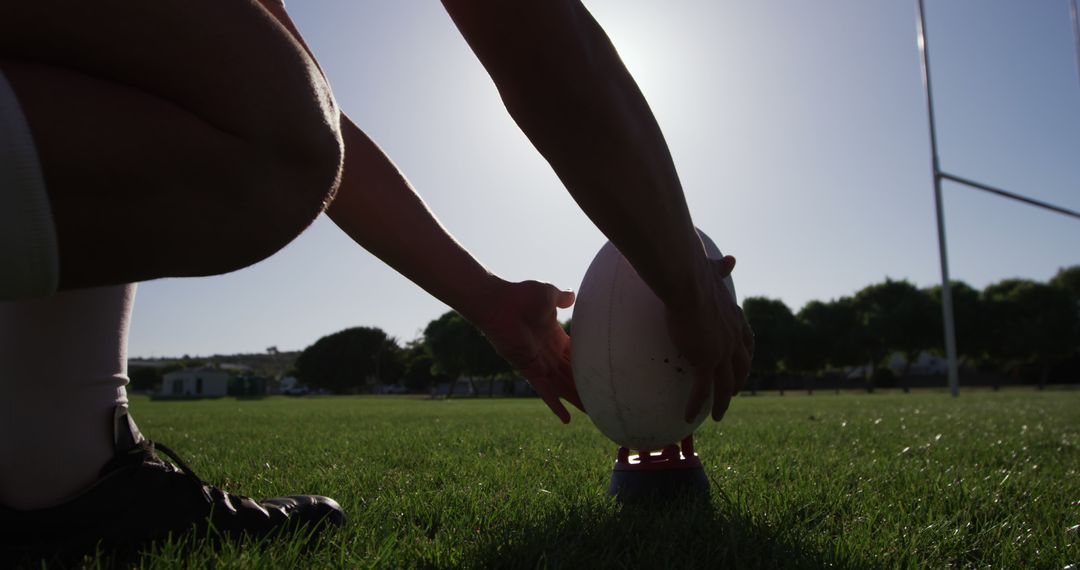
786, 318, 828, 394
1049, 265, 1080, 346
373, 341, 405, 387
984, 279, 1078, 389
853, 279, 938, 392
983, 279, 1036, 377
798, 297, 861, 392
424, 311, 511, 396
927, 281, 990, 370
400, 340, 446, 393
1049, 265, 1080, 301
295, 326, 401, 394
128, 366, 164, 392
742, 297, 797, 394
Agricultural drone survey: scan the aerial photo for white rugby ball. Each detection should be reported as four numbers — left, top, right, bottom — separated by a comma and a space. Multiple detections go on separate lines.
570, 231, 735, 451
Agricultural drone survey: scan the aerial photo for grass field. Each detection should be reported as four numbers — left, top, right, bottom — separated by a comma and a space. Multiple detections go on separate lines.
78, 390, 1080, 569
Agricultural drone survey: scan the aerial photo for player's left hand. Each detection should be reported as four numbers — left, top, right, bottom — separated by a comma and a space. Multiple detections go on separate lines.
667, 255, 754, 423
474, 279, 583, 423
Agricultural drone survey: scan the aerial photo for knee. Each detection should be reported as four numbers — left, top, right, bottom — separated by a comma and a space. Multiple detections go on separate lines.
194, 118, 344, 276
265, 115, 345, 227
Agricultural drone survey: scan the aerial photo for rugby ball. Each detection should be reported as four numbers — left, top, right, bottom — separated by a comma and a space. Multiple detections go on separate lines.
570, 230, 735, 450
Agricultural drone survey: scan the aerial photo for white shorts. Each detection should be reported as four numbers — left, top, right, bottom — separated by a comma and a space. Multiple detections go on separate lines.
0, 69, 59, 301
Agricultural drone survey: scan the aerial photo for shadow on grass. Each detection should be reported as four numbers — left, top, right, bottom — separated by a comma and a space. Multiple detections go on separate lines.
464, 490, 870, 570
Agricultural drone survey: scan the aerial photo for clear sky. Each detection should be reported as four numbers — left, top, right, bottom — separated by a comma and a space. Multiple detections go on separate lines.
127, 0, 1080, 358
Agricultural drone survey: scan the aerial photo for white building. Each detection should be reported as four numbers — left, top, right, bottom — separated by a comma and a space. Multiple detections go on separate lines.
159, 368, 229, 399
279, 376, 309, 395
887, 351, 949, 376
846, 351, 951, 379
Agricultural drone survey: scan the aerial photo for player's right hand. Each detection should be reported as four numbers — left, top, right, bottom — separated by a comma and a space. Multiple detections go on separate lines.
473, 279, 583, 424
665, 255, 754, 423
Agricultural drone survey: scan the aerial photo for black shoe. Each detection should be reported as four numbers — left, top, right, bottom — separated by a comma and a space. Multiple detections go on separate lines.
0, 406, 344, 561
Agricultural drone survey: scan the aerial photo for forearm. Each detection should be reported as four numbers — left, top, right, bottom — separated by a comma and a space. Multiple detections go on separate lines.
442, 0, 708, 309
326, 117, 504, 324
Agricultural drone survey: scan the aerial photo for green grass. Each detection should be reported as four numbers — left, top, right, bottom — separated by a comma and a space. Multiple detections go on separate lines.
74, 390, 1080, 568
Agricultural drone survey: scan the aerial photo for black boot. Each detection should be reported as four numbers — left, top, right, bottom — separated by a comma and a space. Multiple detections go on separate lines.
0, 405, 344, 561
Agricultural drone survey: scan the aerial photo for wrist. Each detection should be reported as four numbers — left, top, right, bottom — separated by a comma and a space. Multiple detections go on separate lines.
659, 249, 710, 315
456, 273, 512, 329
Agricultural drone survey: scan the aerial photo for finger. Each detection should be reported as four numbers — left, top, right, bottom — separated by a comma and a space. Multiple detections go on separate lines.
732, 346, 751, 395
565, 388, 585, 413
684, 365, 713, 423
712, 361, 736, 421
717, 255, 736, 277
533, 380, 571, 424
741, 317, 755, 356
555, 289, 576, 309
557, 350, 586, 412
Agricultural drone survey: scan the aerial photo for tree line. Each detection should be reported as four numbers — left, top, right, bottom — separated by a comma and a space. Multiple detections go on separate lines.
743, 265, 1080, 392
294, 310, 516, 395
292, 265, 1080, 395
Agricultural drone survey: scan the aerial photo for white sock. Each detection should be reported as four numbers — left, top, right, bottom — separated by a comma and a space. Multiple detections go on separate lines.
0, 283, 135, 510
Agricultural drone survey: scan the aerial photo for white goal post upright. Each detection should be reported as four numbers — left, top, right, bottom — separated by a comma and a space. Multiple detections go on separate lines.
914, 0, 1080, 397
1072, 0, 1080, 88
915, 0, 961, 397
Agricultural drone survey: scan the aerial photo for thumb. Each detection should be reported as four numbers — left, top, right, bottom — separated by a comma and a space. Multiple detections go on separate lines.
717, 255, 736, 278
554, 288, 576, 309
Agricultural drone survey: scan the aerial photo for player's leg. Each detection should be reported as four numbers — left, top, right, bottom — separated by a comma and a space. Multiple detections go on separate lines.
0, 286, 343, 557
0, 285, 135, 510
0, 2, 345, 555
0, 0, 343, 296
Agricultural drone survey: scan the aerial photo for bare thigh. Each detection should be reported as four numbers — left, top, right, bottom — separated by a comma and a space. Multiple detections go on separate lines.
1, 1, 343, 288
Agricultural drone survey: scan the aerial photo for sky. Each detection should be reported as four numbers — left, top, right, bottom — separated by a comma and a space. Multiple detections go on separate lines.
127, 0, 1080, 358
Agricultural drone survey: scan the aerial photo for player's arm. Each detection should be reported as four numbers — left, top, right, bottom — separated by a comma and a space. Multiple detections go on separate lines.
441, 0, 753, 420
249, 1, 586, 421
326, 118, 499, 325
326, 118, 584, 422
251, 0, 501, 321
440, 0, 701, 309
